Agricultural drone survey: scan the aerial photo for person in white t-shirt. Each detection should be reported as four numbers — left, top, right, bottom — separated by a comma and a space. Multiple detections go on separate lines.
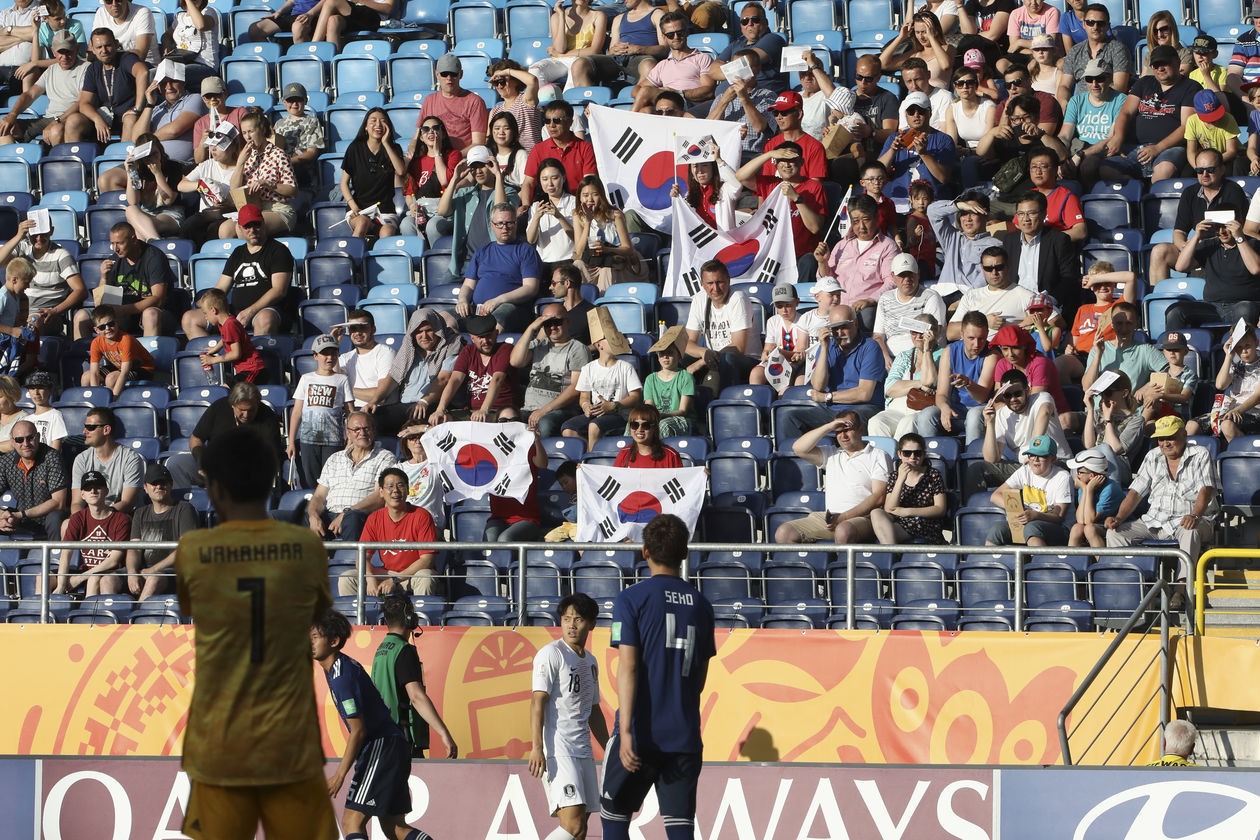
947, 245, 1035, 341
683, 259, 758, 394
529, 593, 609, 840
751, 283, 809, 386
24, 370, 65, 450
288, 334, 353, 491
965, 368, 1072, 499
984, 434, 1072, 546
560, 309, 643, 447
92, 0, 158, 65
335, 308, 396, 409
872, 252, 947, 367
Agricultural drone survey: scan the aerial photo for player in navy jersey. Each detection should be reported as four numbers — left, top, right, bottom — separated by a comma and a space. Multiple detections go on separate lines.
311, 609, 436, 840
600, 513, 716, 840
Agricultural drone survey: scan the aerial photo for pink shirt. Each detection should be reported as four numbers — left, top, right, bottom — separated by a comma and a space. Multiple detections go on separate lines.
418, 90, 490, 151
995, 353, 1069, 412
824, 234, 898, 303
646, 49, 712, 91
1007, 6, 1059, 40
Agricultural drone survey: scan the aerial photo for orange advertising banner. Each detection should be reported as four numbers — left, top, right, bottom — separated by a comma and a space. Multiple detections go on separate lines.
0, 626, 1164, 764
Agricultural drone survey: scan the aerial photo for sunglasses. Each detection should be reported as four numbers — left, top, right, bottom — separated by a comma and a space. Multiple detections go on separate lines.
438, 71, 458, 79
899, 449, 924, 457
629, 420, 654, 430
1083, 75, 1105, 83
906, 106, 928, 115
94, 321, 116, 331
347, 323, 371, 331
1083, 18, 1106, 25
489, 78, 507, 87
854, 73, 877, 82
982, 264, 1007, 272
420, 124, 442, 132
83, 423, 106, 431
1194, 166, 1219, 174
663, 29, 686, 38
543, 116, 567, 125
654, 109, 678, 115
1154, 25, 1172, 33
1005, 78, 1027, 87
542, 318, 564, 329
11, 435, 35, 444
1152, 61, 1175, 69
954, 79, 977, 87
740, 16, 763, 24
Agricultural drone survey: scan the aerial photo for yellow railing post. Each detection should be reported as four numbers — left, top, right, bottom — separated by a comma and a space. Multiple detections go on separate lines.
1194, 548, 1260, 635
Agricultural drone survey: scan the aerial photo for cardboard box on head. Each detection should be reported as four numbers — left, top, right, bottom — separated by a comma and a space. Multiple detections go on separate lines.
588, 307, 630, 356
650, 325, 686, 355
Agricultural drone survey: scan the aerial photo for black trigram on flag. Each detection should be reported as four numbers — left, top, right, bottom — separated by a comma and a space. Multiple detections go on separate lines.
688, 223, 717, 249
754, 259, 781, 285
608, 187, 626, 210
438, 471, 453, 493
679, 267, 702, 296
492, 473, 513, 496
598, 517, 618, 539
762, 208, 779, 233
433, 431, 456, 453
662, 478, 685, 504
611, 128, 643, 164
492, 431, 516, 456
596, 476, 622, 501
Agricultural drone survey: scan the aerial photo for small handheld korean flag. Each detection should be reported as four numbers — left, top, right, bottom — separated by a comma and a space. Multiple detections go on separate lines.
421, 421, 535, 504
675, 133, 717, 165
577, 465, 707, 542
761, 346, 792, 395
828, 185, 852, 241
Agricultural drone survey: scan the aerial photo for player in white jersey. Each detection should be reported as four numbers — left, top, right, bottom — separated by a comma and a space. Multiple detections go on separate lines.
529, 592, 610, 840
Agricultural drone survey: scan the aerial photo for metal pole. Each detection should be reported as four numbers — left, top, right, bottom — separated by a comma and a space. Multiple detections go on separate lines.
355, 544, 366, 626
845, 546, 855, 630
516, 545, 527, 627
40, 543, 50, 624
1013, 548, 1024, 632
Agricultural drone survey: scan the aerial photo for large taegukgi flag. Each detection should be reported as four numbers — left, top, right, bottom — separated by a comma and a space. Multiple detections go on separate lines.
587, 104, 742, 232
664, 190, 798, 296
576, 465, 707, 542
421, 421, 535, 503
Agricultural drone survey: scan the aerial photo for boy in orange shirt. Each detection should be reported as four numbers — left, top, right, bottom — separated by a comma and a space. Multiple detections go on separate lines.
1055, 261, 1136, 385
196, 288, 266, 384
83, 304, 155, 396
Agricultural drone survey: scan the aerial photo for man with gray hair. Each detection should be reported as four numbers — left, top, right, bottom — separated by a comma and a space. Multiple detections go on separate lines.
457, 201, 541, 333
1148, 719, 1198, 766
167, 381, 285, 488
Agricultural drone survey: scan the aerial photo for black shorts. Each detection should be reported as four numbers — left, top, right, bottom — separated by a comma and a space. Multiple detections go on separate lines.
344, 734, 412, 817
345, 3, 381, 31
600, 732, 701, 820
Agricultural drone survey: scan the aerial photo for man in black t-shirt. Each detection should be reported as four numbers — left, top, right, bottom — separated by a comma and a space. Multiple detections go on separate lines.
74, 221, 175, 338
181, 204, 294, 339
78, 28, 148, 149
1167, 209, 1260, 330
851, 55, 899, 162
167, 381, 286, 488
125, 462, 199, 600
1102, 44, 1201, 182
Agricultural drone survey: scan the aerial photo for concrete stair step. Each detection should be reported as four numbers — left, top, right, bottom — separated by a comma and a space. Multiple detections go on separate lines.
1195, 728, 1260, 766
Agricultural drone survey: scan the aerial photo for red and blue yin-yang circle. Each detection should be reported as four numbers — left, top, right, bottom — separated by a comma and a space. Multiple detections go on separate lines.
617, 491, 662, 524
454, 444, 498, 486
636, 151, 688, 210
767, 362, 784, 377
715, 240, 760, 278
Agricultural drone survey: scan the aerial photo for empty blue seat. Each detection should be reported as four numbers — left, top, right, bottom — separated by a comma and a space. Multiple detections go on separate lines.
892, 560, 949, 604
695, 560, 753, 600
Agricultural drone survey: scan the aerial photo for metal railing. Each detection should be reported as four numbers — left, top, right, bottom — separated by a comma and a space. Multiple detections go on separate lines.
1058, 579, 1173, 766
6, 540, 1190, 631
1194, 548, 1260, 635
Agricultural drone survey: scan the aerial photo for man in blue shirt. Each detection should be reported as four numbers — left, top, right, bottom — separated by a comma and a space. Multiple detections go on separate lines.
457, 202, 541, 333
601, 512, 715, 840
775, 304, 885, 448
312, 609, 435, 840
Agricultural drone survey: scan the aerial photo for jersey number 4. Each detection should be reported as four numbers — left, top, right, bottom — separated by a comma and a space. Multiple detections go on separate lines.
238, 577, 265, 664
664, 613, 696, 677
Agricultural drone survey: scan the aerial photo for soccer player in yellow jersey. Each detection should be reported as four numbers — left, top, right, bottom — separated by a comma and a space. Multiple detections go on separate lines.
176, 426, 338, 840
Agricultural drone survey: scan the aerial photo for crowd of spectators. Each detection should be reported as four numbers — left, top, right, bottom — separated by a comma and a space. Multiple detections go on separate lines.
4, 0, 1260, 615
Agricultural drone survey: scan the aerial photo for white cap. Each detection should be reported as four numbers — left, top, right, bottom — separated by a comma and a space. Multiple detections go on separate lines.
1067, 448, 1109, 475
465, 145, 492, 165
813, 276, 841, 294
903, 91, 931, 110
891, 253, 918, 275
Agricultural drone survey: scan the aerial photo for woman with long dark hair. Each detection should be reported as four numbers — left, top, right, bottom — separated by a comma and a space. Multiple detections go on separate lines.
525, 157, 576, 266
487, 59, 541, 150
669, 141, 740, 229
870, 432, 948, 545
123, 132, 185, 241
487, 111, 528, 187
880, 9, 954, 89
401, 116, 461, 241
572, 174, 644, 291
340, 107, 406, 238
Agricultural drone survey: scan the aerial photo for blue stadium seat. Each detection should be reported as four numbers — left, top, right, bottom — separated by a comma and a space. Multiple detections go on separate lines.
37, 159, 88, 193
716, 436, 772, 462
708, 399, 763, 442
361, 301, 408, 335
706, 452, 760, 495
957, 560, 1013, 607
450, 2, 501, 42
1089, 560, 1149, 623
1081, 193, 1132, 236
762, 597, 828, 627
1024, 599, 1094, 631
763, 558, 816, 603
278, 55, 328, 96
768, 453, 820, 496
332, 54, 384, 97
894, 598, 961, 630
365, 282, 421, 308
119, 437, 161, 461
825, 559, 882, 604
892, 560, 949, 604
844, 0, 894, 33
695, 560, 753, 600
167, 401, 210, 439
570, 559, 623, 599
712, 597, 765, 628
298, 300, 348, 337
222, 54, 270, 95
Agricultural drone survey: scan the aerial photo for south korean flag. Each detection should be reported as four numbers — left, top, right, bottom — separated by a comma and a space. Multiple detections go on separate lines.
577, 465, 707, 542
421, 421, 535, 504
664, 190, 798, 297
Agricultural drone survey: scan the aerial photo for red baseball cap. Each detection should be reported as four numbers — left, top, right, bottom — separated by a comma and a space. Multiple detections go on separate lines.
771, 91, 803, 111
238, 204, 264, 227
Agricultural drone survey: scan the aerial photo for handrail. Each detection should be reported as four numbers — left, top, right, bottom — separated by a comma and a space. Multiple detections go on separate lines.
1057, 580, 1171, 766
10, 539, 1190, 629
1194, 548, 1259, 635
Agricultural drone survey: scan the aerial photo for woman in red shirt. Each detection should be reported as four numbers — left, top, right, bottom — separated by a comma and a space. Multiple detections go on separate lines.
614, 405, 682, 469
403, 116, 462, 239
